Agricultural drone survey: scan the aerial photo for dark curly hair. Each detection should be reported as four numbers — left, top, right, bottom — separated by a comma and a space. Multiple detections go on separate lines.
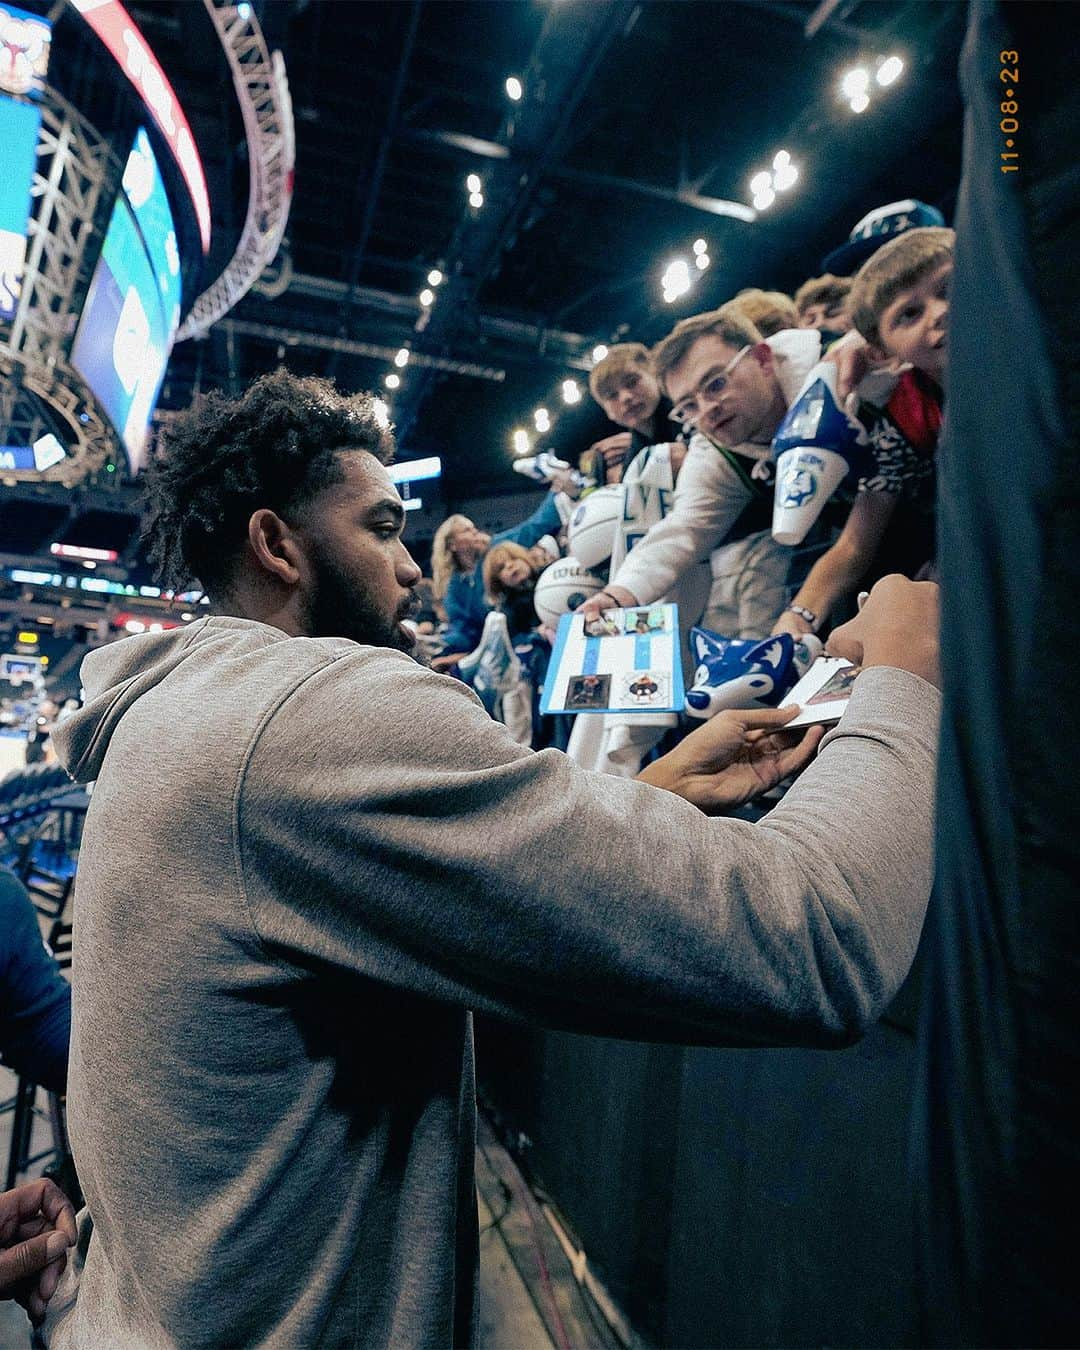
141, 369, 393, 594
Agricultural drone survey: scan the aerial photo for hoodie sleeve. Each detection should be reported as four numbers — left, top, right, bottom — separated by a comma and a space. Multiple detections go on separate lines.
235, 652, 940, 1049
612, 439, 753, 606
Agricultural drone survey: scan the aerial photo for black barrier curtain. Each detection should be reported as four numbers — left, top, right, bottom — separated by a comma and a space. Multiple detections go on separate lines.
913, 3, 1080, 1344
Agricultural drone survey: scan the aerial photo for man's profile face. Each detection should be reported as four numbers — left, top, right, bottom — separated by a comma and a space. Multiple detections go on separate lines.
597, 367, 661, 432
666, 335, 781, 447
294, 451, 422, 651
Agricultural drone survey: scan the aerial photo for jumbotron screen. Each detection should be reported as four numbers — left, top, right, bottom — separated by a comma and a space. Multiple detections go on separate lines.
70, 127, 180, 473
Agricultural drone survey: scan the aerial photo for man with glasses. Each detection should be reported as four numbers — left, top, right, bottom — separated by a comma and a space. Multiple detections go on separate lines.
579, 304, 823, 639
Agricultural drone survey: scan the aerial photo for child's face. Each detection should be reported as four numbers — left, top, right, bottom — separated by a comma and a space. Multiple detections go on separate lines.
877, 261, 952, 384
497, 557, 532, 589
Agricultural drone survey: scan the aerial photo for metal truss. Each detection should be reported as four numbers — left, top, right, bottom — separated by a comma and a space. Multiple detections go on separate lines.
0, 89, 121, 485
175, 1, 295, 342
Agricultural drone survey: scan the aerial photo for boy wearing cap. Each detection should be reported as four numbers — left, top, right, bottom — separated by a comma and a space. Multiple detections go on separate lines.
774, 226, 952, 641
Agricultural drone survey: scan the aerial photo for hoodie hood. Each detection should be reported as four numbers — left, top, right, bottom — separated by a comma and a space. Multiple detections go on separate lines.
51, 617, 285, 783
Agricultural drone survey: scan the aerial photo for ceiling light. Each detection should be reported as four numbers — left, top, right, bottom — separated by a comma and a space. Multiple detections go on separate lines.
419, 288, 434, 307
849, 91, 870, 114
695, 252, 710, 270
773, 162, 799, 191
692, 238, 708, 255
877, 55, 903, 86
591, 344, 608, 363
394, 347, 409, 368
534, 408, 550, 432
512, 429, 530, 455
427, 268, 443, 286
466, 173, 481, 194
772, 150, 791, 170
561, 379, 581, 404
841, 67, 871, 100
385, 372, 400, 389
750, 170, 772, 196
661, 259, 691, 302
752, 187, 776, 210
468, 191, 484, 208
505, 76, 523, 101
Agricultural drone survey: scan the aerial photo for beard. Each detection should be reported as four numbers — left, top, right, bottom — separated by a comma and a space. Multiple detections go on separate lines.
306, 544, 417, 653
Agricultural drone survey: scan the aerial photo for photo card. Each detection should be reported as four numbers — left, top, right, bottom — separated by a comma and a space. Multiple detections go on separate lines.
779, 656, 859, 727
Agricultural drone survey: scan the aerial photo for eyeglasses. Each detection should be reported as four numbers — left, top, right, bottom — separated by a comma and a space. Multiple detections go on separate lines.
668, 346, 751, 427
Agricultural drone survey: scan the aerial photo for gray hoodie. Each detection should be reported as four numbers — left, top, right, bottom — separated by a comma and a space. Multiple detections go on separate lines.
47, 616, 938, 1348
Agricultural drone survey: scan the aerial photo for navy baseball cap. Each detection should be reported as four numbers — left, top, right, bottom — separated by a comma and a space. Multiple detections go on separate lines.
822, 199, 946, 274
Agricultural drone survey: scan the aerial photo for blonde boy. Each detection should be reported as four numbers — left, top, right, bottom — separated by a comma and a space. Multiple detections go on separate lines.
773, 227, 953, 641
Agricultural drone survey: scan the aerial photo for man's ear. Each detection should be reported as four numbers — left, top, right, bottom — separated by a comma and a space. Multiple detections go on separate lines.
247, 508, 304, 585
751, 341, 775, 373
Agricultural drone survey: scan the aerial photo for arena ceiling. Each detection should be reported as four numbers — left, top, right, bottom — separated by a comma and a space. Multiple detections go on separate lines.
145, 0, 966, 503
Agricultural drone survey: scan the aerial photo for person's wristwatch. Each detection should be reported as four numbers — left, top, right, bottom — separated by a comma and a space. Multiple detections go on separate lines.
784, 604, 819, 632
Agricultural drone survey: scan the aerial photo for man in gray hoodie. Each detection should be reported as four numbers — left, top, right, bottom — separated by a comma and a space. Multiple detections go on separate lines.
47, 370, 939, 1348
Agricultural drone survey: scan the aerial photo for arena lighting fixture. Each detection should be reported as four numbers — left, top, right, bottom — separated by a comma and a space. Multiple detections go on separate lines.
505, 76, 523, 101
419, 287, 434, 306
468, 191, 484, 208
237, 1, 251, 17
750, 170, 772, 196
695, 252, 711, 270
466, 173, 481, 194
841, 67, 871, 100
384, 372, 401, 389
394, 347, 410, 368
427, 268, 443, 286
693, 238, 708, 255
877, 55, 904, 86
534, 408, 551, 432
752, 186, 776, 210
512, 429, 530, 454
561, 379, 581, 405
591, 344, 608, 363
661, 258, 692, 303
850, 91, 870, 114
773, 162, 799, 191
181, 612, 194, 621
773, 150, 791, 170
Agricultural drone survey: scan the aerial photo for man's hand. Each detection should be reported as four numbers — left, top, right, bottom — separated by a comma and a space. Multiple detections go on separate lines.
638, 705, 826, 813
0, 1178, 77, 1324
576, 584, 637, 624
586, 432, 633, 484
771, 608, 815, 640
821, 330, 872, 403
828, 574, 940, 688
430, 651, 470, 673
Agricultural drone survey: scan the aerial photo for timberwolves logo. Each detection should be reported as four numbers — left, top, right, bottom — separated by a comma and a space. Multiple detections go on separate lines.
777, 466, 816, 508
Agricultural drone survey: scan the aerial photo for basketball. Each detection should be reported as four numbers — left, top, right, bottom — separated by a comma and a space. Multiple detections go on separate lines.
566, 484, 623, 569
533, 556, 606, 628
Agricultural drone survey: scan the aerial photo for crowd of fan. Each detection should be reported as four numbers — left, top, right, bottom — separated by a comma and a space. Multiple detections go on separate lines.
421, 201, 950, 767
